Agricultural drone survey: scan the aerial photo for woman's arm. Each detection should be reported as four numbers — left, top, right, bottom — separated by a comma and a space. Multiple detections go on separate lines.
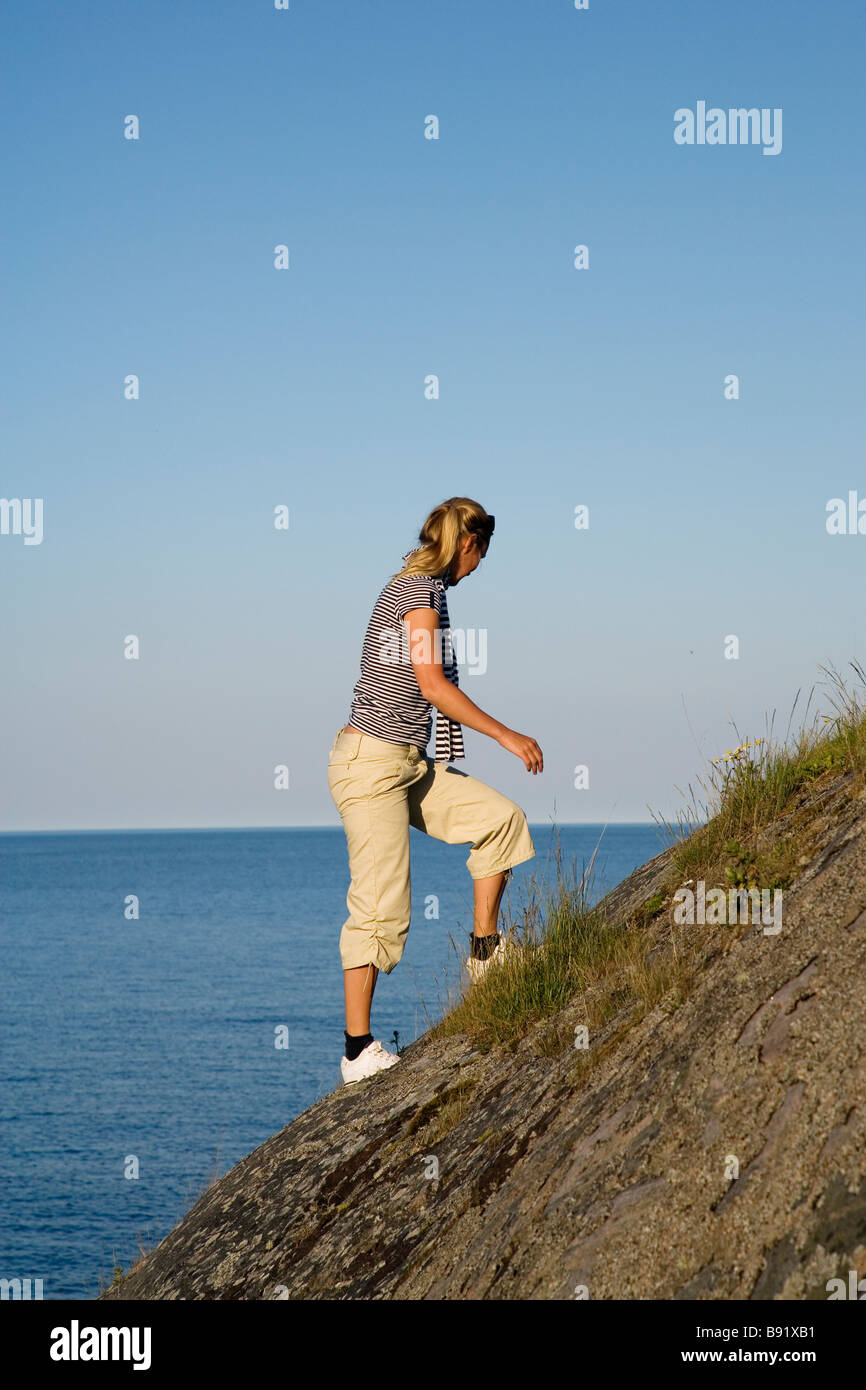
403, 607, 543, 773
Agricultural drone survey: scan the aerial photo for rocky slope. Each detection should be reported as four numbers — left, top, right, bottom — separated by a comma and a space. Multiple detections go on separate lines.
101, 781, 866, 1300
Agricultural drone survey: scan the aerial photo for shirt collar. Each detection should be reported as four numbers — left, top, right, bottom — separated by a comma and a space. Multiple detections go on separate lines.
401, 550, 450, 588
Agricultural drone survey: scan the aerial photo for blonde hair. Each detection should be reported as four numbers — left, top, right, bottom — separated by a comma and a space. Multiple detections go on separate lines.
391, 497, 495, 583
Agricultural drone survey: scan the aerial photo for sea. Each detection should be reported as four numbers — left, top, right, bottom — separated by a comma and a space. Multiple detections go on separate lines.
1, 823, 667, 1299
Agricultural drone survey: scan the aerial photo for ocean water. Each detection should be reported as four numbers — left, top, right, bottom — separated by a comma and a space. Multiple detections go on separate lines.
0, 822, 666, 1299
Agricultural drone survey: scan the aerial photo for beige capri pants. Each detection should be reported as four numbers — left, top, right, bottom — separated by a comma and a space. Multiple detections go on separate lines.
327, 726, 536, 974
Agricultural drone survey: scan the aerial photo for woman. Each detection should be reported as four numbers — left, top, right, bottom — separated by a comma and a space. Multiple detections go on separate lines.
327, 497, 543, 1084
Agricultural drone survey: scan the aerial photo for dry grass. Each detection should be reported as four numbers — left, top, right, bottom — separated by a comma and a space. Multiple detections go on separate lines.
431, 661, 866, 1057
657, 660, 866, 893
429, 835, 693, 1053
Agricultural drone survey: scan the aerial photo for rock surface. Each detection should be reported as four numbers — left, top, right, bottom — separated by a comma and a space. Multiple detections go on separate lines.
101, 788, 866, 1300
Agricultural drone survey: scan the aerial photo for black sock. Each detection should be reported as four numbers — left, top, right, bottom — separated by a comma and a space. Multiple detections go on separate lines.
470, 931, 500, 961
345, 1031, 373, 1061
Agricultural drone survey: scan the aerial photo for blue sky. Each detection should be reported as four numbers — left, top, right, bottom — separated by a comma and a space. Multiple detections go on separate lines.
2, 0, 864, 830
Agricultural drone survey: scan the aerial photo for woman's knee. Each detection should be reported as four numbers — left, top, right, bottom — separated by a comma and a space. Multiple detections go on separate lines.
501, 800, 527, 834
501, 801, 534, 858
478, 797, 527, 847
466, 799, 533, 877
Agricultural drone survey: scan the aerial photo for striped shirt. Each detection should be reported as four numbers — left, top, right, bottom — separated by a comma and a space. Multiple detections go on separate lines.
348, 557, 465, 762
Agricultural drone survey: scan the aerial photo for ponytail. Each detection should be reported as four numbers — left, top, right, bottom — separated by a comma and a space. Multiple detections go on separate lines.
391, 497, 495, 582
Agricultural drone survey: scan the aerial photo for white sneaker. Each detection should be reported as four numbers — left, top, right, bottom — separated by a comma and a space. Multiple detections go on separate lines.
464, 933, 519, 984
340, 1039, 400, 1085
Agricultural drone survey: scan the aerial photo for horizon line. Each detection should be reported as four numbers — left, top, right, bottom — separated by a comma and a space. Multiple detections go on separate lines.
0, 820, 689, 836
0, 811, 697, 834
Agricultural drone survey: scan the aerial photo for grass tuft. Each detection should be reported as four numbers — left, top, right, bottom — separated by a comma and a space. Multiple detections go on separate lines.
430, 661, 866, 1057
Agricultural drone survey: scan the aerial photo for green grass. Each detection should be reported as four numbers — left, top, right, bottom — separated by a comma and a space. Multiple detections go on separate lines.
430, 661, 866, 1058
429, 834, 695, 1054
659, 659, 866, 893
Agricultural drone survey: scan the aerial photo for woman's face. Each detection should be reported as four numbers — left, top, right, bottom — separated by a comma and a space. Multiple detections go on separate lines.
448, 532, 489, 585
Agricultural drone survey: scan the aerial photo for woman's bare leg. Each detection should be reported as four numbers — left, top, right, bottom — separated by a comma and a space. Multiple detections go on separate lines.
473, 869, 509, 937
343, 874, 509, 1032
344, 963, 378, 1035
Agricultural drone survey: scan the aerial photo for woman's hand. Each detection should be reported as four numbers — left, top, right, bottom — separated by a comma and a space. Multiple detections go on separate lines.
403, 608, 543, 770
497, 728, 543, 774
